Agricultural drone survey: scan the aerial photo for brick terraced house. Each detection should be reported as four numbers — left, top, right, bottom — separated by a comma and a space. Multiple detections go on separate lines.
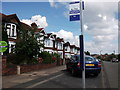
1, 13, 21, 53
1, 13, 80, 60
63, 42, 80, 59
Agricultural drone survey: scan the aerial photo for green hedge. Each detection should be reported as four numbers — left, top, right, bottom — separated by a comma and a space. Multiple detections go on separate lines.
38, 52, 61, 64
38, 51, 54, 64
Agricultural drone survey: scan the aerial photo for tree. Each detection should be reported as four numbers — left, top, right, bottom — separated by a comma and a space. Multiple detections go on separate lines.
97, 56, 101, 59
85, 51, 90, 55
12, 27, 42, 65
105, 53, 108, 55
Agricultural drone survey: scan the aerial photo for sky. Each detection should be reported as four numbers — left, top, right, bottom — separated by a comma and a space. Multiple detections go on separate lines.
1, 0, 119, 54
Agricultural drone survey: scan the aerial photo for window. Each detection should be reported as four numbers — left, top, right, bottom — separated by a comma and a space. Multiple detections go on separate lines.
12, 25, 15, 36
48, 39, 50, 46
5, 24, 11, 36
11, 45, 15, 52
59, 43, 62, 49
65, 47, 67, 51
45, 39, 47, 46
54, 42, 57, 48
5, 23, 16, 37
45, 39, 51, 47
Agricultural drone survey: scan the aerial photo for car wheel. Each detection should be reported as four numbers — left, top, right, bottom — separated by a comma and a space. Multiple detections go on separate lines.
66, 65, 69, 71
71, 68, 76, 76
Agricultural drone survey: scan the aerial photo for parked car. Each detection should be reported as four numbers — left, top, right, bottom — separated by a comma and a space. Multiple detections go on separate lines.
66, 55, 101, 76
95, 58, 101, 62
111, 58, 119, 62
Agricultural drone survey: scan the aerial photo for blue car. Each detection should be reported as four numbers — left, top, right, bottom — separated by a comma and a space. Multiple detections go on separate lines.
66, 55, 101, 76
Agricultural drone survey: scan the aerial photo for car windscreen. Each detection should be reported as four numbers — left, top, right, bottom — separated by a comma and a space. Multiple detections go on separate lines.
71, 55, 96, 61
71, 56, 76, 60
71, 55, 79, 61
85, 56, 95, 61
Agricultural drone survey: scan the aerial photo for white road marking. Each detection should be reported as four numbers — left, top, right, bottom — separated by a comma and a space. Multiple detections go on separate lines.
26, 73, 64, 88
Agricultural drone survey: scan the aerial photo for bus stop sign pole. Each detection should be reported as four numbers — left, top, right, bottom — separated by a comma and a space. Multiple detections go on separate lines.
80, 0, 85, 88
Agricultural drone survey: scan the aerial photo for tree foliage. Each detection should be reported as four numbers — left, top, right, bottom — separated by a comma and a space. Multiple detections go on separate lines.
85, 51, 90, 55
9, 27, 42, 65
38, 52, 60, 64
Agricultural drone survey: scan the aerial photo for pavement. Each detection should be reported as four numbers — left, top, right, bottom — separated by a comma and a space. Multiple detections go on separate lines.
2, 65, 66, 88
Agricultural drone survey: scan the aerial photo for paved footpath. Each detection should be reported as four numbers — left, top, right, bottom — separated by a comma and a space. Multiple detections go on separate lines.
2, 65, 66, 88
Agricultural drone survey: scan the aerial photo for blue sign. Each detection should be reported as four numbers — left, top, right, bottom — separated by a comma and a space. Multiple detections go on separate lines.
69, 1, 80, 15
69, 1, 80, 4
69, 1, 84, 21
70, 15, 80, 21
69, 1, 80, 21
69, 9, 80, 14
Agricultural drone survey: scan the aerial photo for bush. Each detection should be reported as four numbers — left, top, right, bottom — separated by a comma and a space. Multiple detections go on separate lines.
38, 51, 55, 64
7, 53, 17, 64
37, 57, 43, 63
7, 53, 38, 65
52, 53, 61, 66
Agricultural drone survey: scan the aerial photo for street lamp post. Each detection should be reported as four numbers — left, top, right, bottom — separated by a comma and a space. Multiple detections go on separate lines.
100, 50, 102, 59
113, 50, 115, 55
100, 50, 102, 55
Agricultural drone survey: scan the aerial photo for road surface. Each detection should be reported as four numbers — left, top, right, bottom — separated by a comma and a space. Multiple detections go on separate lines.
9, 69, 103, 88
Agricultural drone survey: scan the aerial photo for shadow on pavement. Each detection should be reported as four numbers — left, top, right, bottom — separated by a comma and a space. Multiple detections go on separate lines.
61, 69, 100, 78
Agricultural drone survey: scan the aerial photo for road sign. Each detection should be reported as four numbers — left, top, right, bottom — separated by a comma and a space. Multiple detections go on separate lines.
0, 41, 8, 52
69, 1, 80, 21
69, 1, 84, 21
70, 15, 80, 21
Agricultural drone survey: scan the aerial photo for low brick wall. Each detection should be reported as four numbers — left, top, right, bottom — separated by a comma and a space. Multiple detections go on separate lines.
20, 63, 56, 73
2, 63, 57, 76
2, 66, 17, 75
2, 56, 64, 76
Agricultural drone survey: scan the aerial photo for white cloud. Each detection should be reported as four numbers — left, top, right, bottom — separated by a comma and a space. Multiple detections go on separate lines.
21, 19, 32, 25
98, 14, 102, 18
52, 0, 119, 2
83, 24, 88, 31
83, 2, 118, 54
103, 16, 107, 21
21, 15, 48, 28
63, 11, 69, 18
48, 0, 58, 8
52, 29, 79, 46
48, 0, 54, 7
62, 2, 118, 54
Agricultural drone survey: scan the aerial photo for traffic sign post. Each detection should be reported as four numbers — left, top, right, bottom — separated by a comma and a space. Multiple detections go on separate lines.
69, 1, 80, 21
80, 0, 85, 88
69, 0, 85, 88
